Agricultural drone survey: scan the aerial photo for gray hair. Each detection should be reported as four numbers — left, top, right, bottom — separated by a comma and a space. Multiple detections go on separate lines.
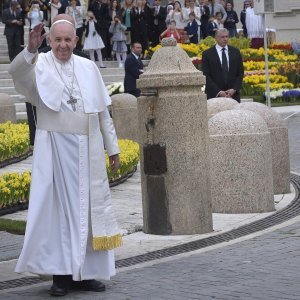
215, 28, 229, 37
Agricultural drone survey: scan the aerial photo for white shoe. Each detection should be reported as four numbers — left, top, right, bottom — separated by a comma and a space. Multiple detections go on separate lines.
118, 63, 123, 68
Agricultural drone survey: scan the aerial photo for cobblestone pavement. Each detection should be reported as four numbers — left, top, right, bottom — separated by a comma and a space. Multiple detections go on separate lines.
1, 218, 299, 299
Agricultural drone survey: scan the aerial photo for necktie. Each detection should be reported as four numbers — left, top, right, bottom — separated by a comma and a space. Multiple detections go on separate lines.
222, 48, 228, 84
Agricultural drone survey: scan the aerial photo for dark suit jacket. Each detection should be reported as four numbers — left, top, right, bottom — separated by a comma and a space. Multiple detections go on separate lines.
202, 45, 244, 102
151, 6, 167, 33
185, 20, 198, 44
124, 53, 144, 97
2, 8, 23, 36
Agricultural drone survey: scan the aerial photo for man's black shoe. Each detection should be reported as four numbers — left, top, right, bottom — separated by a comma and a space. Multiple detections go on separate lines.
71, 279, 106, 292
50, 283, 68, 297
50, 275, 72, 296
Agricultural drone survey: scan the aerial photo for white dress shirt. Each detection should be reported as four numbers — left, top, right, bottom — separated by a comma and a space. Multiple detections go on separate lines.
215, 44, 229, 70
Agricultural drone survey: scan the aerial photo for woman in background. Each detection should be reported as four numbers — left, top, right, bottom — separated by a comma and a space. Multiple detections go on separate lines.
65, 0, 84, 49
83, 10, 106, 68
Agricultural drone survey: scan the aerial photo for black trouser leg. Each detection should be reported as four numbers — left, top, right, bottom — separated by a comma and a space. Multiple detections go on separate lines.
6, 35, 15, 62
25, 102, 36, 146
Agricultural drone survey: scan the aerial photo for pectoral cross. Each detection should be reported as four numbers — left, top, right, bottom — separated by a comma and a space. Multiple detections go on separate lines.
67, 96, 77, 111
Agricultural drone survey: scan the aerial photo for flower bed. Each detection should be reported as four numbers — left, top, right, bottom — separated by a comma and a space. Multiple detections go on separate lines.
106, 82, 124, 96
0, 122, 30, 163
0, 138, 140, 214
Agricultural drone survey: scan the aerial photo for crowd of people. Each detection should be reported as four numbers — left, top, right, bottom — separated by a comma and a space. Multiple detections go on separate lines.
2, 0, 262, 63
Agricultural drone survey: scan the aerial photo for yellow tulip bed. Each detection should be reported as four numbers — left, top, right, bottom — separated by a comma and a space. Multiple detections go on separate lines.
146, 38, 300, 103
106, 139, 140, 184
0, 122, 30, 164
0, 123, 140, 211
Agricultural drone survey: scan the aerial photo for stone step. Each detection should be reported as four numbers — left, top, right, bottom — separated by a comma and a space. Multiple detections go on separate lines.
99, 67, 125, 76
0, 51, 9, 56
0, 57, 10, 64
15, 102, 26, 112
0, 44, 8, 50
0, 78, 13, 87
10, 94, 26, 103
0, 86, 19, 95
16, 111, 27, 120
0, 71, 11, 79
102, 75, 124, 84
0, 64, 10, 71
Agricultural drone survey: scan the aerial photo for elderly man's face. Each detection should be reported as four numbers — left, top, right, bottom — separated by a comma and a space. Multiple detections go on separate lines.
49, 23, 78, 62
215, 31, 229, 47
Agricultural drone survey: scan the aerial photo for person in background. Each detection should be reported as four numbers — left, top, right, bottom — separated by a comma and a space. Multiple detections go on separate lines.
109, 14, 127, 67
165, 4, 174, 25
223, 1, 238, 37
89, 0, 111, 60
28, 1, 43, 28
142, 0, 153, 51
185, 12, 198, 43
2, 0, 24, 61
109, 0, 121, 23
27, 1, 47, 48
184, 0, 200, 39
245, 0, 263, 48
50, 0, 61, 25
199, 0, 210, 39
131, 0, 149, 58
240, 0, 250, 38
121, 0, 134, 51
124, 42, 144, 97
206, 0, 226, 23
206, 15, 217, 37
83, 10, 106, 67
65, 0, 84, 49
160, 19, 180, 42
151, 0, 167, 46
215, 11, 223, 29
202, 28, 244, 102
168, 1, 185, 43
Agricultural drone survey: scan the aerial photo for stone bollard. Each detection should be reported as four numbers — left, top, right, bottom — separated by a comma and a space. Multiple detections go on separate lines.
233, 102, 290, 194
207, 97, 238, 119
209, 110, 275, 213
137, 38, 213, 235
111, 93, 138, 142
240, 98, 254, 103
0, 93, 16, 123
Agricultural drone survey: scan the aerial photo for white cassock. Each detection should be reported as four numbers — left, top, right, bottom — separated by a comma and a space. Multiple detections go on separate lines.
245, 7, 264, 39
9, 49, 122, 281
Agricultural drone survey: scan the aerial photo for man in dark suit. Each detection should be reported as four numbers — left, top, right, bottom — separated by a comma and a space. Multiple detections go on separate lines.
2, 0, 24, 61
199, 0, 210, 39
151, 0, 167, 47
202, 28, 244, 102
124, 42, 144, 97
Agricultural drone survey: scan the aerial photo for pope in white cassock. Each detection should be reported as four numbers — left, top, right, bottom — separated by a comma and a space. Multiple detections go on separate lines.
9, 19, 122, 297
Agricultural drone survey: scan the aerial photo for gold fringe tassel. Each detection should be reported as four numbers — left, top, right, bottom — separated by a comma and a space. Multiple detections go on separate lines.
93, 234, 123, 251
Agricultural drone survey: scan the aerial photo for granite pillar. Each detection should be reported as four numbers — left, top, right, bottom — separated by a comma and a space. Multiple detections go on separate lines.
234, 102, 290, 194
209, 110, 275, 213
111, 93, 138, 142
0, 93, 16, 123
137, 38, 213, 235
207, 97, 238, 119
